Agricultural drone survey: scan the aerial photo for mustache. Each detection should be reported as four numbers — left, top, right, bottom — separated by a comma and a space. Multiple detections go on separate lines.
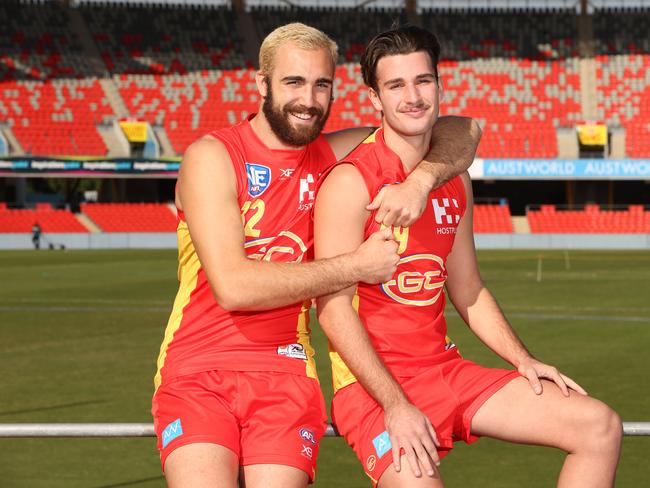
400, 102, 430, 111
283, 104, 324, 118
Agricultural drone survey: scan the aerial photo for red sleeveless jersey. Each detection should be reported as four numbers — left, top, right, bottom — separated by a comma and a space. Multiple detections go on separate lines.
155, 116, 336, 389
326, 129, 467, 393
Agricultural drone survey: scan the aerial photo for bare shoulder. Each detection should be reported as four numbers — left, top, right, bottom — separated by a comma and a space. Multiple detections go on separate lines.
177, 136, 237, 211
182, 135, 231, 166
321, 163, 366, 193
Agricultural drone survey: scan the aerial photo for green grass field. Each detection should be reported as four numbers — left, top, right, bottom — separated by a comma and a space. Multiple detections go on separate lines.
0, 249, 649, 487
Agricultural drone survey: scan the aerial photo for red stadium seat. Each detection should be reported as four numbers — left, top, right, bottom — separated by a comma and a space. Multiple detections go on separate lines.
0, 207, 88, 233
81, 203, 177, 232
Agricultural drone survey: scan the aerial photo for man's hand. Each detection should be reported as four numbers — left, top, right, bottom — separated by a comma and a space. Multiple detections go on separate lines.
366, 177, 430, 227
353, 227, 399, 284
384, 400, 440, 478
517, 357, 588, 397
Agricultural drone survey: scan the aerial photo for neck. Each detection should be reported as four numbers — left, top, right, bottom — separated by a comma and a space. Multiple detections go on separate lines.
382, 123, 432, 173
249, 107, 304, 151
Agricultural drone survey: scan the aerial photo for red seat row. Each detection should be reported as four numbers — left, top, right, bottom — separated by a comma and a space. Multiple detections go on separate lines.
528, 204, 650, 233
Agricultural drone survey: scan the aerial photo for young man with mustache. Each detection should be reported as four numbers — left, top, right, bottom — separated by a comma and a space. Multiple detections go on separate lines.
152, 23, 480, 488
315, 25, 622, 488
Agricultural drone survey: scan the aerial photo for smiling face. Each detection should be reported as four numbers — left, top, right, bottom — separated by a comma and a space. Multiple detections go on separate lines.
369, 50, 440, 138
258, 42, 334, 147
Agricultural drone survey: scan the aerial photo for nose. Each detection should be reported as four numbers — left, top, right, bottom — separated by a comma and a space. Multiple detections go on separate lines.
404, 83, 421, 104
299, 84, 317, 108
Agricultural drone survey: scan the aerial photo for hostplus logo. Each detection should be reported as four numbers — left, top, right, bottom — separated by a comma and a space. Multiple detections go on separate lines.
432, 197, 460, 234
298, 173, 316, 211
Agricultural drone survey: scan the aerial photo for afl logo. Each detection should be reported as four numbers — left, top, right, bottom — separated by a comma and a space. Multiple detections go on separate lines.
299, 428, 317, 445
381, 254, 446, 307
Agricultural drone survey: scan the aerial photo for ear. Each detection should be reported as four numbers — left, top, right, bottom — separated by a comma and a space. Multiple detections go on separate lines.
256, 71, 268, 98
368, 87, 383, 112
437, 77, 444, 103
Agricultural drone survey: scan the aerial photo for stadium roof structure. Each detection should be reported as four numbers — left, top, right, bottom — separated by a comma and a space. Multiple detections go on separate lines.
44, 0, 650, 11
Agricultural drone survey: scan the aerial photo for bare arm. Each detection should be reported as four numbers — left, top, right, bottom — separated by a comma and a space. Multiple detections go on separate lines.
177, 138, 398, 311
369, 116, 482, 226
315, 164, 440, 478
444, 173, 587, 396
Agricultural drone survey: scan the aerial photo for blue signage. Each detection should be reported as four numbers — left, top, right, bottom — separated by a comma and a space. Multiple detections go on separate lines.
482, 159, 650, 179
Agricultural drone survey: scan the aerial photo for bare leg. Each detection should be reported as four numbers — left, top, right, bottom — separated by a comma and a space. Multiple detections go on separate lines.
164, 443, 239, 488
240, 464, 309, 488
471, 377, 622, 488
378, 454, 445, 488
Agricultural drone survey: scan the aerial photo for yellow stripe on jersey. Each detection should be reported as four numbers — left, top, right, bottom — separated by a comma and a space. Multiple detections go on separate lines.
362, 129, 378, 145
153, 220, 201, 391
296, 300, 318, 381
329, 290, 360, 394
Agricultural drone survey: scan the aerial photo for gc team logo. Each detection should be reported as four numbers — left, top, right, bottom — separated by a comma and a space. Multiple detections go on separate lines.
246, 163, 271, 197
244, 231, 308, 263
381, 254, 446, 307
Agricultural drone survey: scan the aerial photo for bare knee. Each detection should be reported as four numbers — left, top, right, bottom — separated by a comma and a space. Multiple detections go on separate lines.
571, 401, 622, 456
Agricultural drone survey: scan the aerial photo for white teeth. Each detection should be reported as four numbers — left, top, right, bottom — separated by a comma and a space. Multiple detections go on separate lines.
291, 112, 312, 120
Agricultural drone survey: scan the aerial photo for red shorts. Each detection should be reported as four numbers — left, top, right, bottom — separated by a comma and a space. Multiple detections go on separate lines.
152, 370, 327, 481
331, 358, 519, 485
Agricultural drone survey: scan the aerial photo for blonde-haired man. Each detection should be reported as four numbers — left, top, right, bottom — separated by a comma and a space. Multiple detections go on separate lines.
152, 23, 480, 488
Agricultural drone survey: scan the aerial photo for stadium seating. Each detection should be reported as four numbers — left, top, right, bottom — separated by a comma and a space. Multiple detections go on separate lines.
0, 3, 647, 160
81, 4, 250, 153
248, 6, 406, 64
0, 2, 111, 155
527, 204, 650, 233
114, 70, 259, 153
593, 9, 650, 157
473, 203, 514, 233
0, 205, 88, 233
422, 9, 581, 158
81, 203, 177, 232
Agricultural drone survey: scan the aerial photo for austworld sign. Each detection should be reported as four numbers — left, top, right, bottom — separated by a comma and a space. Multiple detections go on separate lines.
479, 159, 650, 179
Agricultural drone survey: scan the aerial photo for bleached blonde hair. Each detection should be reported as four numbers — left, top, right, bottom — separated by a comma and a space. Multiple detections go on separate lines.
259, 23, 338, 76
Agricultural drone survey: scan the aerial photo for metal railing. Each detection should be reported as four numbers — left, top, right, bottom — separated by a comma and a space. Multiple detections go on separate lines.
0, 422, 647, 438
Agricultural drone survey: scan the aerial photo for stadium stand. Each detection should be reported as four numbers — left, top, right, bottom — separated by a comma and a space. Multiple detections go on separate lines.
248, 6, 406, 64
474, 203, 514, 233
593, 8, 650, 157
0, 1, 112, 155
1, 3, 648, 159
422, 9, 581, 158
527, 204, 650, 233
80, 202, 177, 232
81, 4, 251, 153
0, 205, 88, 233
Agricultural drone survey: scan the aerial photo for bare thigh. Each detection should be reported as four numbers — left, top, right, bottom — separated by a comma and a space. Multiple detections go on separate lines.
164, 443, 239, 488
471, 377, 618, 452
240, 464, 309, 488
378, 454, 445, 488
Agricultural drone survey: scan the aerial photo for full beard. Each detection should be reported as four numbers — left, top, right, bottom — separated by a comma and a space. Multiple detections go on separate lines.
262, 79, 331, 147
